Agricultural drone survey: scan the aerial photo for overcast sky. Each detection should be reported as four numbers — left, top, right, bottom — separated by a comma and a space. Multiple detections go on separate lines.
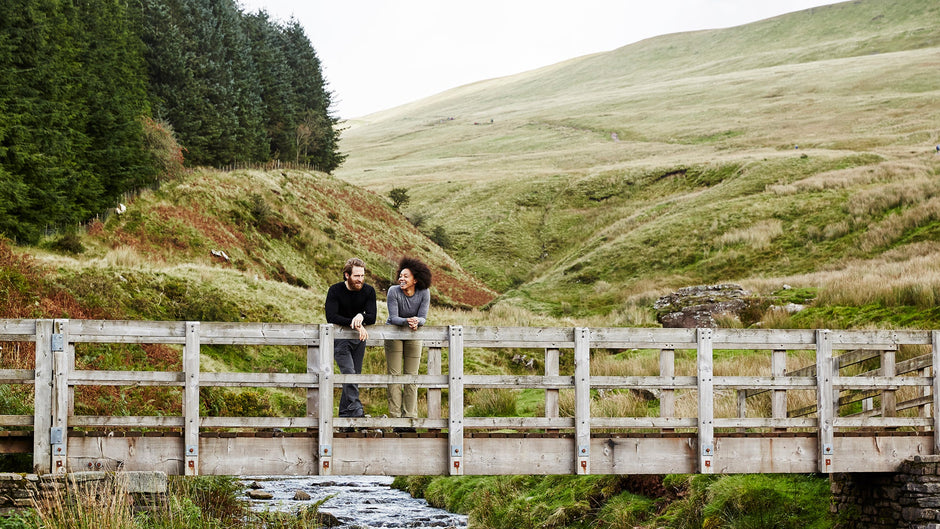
237, 0, 840, 119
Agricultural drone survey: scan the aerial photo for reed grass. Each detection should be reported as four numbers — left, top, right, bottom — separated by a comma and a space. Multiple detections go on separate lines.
24, 474, 323, 529
31, 477, 136, 529
718, 219, 784, 250
466, 388, 518, 417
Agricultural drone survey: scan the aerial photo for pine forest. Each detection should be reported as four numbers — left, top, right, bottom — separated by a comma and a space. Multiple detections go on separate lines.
0, 0, 344, 244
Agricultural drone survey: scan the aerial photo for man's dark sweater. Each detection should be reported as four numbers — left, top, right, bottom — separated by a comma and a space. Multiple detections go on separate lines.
324, 281, 377, 327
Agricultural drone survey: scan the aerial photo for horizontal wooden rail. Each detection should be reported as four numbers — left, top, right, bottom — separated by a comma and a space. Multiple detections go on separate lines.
1, 320, 939, 476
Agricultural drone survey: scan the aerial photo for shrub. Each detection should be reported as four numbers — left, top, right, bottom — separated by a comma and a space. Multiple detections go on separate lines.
408, 211, 428, 228
167, 475, 247, 525
50, 232, 85, 254
429, 225, 451, 249
466, 388, 517, 417
389, 187, 410, 209
141, 116, 185, 181
248, 193, 272, 226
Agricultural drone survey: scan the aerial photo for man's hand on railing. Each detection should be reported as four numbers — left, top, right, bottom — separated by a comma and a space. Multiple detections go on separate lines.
350, 313, 369, 340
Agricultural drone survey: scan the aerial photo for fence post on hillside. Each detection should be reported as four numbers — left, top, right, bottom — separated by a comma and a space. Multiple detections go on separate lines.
448, 326, 464, 476
816, 329, 834, 474
545, 347, 559, 419
932, 331, 940, 455
660, 348, 675, 433
428, 345, 442, 420
697, 328, 714, 474
51, 320, 70, 473
574, 327, 591, 475
772, 349, 787, 432
183, 322, 200, 476
33, 320, 54, 474
318, 324, 334, 475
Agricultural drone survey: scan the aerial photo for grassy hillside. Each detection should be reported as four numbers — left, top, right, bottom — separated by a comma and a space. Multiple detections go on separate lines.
336, 0, 940, 325
31, 168, 495, 317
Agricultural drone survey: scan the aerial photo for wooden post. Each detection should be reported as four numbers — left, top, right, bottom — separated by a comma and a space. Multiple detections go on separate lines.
921, 366, 931, 430
51, 320, 69, 473
66, 322, 75, 418
816, 329, 834, 473
697, 328, 714, 474
318, 324, 334, 475
183, 322, 200, 476
772, 349, 787, 432
574, 327, 590, 475
660, 348, 675, 433
545, 348, 559, 419
448, 326, 464, 476
306, 341, 319, 420
736, 389, 746, 433
428, 346, 442, 420
932, 331, 940, 456
881, 348, 896, 419
33, 320, 53, 474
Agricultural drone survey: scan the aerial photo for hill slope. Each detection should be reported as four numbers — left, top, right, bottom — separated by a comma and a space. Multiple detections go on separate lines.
27, 168, 495, 321
335, 0, 940, 323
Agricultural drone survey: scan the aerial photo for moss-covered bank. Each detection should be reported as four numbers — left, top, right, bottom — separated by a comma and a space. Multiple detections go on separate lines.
394, 473, 833, 529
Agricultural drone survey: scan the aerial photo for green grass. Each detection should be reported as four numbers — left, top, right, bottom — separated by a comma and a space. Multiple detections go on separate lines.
658, 474, 832, 529
793, 303, 940, 329
398, 473, 832, 529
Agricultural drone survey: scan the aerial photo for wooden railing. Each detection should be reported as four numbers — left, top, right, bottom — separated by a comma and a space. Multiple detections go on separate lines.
1, 320, 939, 476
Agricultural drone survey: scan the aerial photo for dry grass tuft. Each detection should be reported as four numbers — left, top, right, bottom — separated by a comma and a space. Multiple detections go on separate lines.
32, 477, 136, 529
718, 219, 783, 250
858, 196, 940, 252
814, 247, 940, 308
769, 159, 927, 195
102, 246, 147, 268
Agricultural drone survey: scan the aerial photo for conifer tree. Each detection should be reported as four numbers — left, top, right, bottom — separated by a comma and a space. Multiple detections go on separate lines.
243, 10, 297, 162
71, 0, 157, 206
280, 20, 345, 171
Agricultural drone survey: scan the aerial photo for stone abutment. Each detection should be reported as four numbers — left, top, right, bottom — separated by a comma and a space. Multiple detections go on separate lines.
833, 456, 940, 529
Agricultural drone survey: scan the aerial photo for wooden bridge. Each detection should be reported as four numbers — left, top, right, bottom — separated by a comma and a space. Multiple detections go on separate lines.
2, 319, 939, 477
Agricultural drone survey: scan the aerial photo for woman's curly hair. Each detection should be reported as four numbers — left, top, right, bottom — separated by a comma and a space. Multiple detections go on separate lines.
397, 257, 432, 291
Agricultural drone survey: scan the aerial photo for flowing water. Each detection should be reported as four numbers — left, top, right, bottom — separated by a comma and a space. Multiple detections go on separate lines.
241, 475, 468, 528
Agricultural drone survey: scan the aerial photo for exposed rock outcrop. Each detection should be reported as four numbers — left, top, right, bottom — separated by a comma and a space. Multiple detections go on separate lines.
654, 283, 751, 328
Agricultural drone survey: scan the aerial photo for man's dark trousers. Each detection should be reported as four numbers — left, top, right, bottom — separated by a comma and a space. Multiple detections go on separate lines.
334, 338, 365, 417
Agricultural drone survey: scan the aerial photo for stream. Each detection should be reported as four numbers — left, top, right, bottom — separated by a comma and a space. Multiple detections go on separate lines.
240, 475, 468, 528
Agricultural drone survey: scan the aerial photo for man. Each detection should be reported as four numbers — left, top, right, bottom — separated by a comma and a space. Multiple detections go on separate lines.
324, 257, 377, 419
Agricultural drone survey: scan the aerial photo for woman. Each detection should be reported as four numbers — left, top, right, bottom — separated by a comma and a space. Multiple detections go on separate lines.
384, 257, 432, 430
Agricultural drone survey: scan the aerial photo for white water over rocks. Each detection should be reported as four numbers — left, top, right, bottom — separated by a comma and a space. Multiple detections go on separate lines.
241, 475, 468, 529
